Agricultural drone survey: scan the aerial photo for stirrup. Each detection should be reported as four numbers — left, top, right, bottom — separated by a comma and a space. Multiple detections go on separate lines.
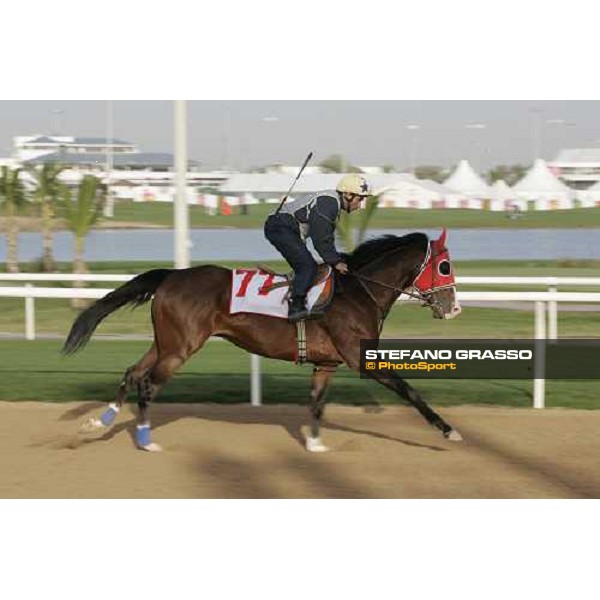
287, 295, 309, 323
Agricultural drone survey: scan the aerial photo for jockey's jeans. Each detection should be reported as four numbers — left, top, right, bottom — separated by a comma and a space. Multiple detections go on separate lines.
264, 213, 318, 298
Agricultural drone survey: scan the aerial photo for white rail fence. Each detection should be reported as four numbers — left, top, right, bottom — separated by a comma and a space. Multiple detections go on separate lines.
2, 274, 600, 409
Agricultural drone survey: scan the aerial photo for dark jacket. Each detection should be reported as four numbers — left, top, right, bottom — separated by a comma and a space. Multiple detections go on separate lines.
284, 193, 342, 265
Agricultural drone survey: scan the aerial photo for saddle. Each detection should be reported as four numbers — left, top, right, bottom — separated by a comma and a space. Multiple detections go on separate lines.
230, 266, 336, 364
256, 263, 335, 313
257, 264, 335, 365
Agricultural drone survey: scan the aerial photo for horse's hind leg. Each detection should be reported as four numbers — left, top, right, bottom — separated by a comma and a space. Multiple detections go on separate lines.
305, 364, 337, 452
134, 353, 186, 452
115, 344, 158, 408
80, 344, 157, 433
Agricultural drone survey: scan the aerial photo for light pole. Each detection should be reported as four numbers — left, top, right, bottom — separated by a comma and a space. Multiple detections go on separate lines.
103, 100, 114, 218
174, 100, 190, 269
406, 124, 420, 175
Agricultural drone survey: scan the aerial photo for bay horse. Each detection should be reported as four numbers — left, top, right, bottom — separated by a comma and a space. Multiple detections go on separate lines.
63, 229, 463, 452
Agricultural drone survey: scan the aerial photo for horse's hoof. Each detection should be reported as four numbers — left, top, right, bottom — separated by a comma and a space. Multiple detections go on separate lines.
446, 429, 463, 442
306, 436, 329, 453
79, 417, 105, 433
138, 442, 163, 452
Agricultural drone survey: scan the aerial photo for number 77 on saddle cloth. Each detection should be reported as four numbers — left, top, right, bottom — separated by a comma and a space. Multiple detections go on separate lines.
229, 268, 332, 319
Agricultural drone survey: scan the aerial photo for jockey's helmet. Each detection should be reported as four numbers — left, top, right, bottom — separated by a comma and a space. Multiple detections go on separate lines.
336, 174, 372, 197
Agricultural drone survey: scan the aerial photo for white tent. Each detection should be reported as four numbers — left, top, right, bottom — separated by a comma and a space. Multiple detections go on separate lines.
219, 172, 450, 209
512, 159, 574, 209
443, 159, 492, 206
219, 173, 423, 197
575, 179, 600, 208
490, 179, 527, 212
377, 180, 434, 209
374, 175, 452, 209
418, 179, 461, 208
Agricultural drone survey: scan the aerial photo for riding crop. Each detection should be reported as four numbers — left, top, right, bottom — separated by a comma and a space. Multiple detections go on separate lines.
274, 151, 313, 214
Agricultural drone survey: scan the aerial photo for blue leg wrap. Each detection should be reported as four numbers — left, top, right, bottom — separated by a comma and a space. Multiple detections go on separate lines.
136, 424, 151, 447
99, 405, 119, 427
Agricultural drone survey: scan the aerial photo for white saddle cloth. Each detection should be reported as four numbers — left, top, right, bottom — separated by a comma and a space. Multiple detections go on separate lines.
230, 268, 330, 319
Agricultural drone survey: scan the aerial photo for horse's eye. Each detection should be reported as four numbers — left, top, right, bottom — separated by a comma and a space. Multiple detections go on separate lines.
438, 260, 451, 276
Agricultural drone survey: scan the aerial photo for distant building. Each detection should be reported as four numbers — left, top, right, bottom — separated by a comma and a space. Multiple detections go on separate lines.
17, 134, 201, 174
253, 164, 387, 176
260, 164, 325, 175
548, 148, 600, 189
0, 157, 19, 169
14, 135, 137, 162
25, 150, 201, 173
9, 134, 230, 201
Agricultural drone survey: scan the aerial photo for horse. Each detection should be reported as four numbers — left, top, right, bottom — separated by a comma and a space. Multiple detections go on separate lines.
63, 229, 463, 453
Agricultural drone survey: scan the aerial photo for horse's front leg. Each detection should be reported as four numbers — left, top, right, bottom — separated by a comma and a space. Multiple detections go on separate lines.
334, 339, 462, 441
370, 369, 463, 441
305, 364, 337, 452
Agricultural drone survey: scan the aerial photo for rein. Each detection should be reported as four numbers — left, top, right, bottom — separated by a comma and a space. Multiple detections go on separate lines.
351, 271, 430, 303
348, 237, 449, 335
350, 271, 432, 336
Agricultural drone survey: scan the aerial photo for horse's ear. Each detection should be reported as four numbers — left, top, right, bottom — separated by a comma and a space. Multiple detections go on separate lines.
438, 228, 447, 247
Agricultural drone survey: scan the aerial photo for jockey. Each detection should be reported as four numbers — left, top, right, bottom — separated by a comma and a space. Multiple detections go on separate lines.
264, 173, 372, 323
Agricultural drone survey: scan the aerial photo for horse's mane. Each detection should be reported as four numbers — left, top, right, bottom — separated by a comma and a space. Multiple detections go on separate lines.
345, 232, 429, 271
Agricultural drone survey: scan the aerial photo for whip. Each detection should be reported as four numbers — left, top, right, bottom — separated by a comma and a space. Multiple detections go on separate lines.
274, 151, 313, 214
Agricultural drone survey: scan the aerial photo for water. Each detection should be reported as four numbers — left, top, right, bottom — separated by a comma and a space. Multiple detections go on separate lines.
2, 228, 599, 263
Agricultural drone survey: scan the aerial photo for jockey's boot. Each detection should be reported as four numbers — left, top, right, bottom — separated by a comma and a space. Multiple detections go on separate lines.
288, 295, 311, 323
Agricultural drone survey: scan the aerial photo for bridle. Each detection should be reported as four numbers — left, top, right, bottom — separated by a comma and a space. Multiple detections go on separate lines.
349, 233, 454, 334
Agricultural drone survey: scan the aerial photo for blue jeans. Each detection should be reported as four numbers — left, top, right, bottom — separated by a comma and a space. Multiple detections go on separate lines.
264, 214, 317, 298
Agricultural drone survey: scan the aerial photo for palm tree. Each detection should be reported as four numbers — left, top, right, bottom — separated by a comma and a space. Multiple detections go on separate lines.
29, 163, 66, 272
0, 166, 28, 273
337, 194, 380, 253
60, 175, 104, 307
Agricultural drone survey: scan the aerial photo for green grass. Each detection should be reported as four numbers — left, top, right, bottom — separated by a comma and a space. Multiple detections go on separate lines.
0, 340, 596, 409
104, 201, 600, 229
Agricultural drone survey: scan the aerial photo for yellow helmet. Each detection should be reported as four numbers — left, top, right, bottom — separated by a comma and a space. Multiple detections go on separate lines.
336, 174, 371, 196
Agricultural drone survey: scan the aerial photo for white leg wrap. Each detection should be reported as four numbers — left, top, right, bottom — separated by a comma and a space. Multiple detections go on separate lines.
306, 436, 329, 453
139, 442, 163, 452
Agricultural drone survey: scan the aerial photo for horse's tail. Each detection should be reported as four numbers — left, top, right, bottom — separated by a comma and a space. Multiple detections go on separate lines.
62, 268, 174, 355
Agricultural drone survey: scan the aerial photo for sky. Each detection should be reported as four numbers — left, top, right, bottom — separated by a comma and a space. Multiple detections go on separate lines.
1, 100, 599, 173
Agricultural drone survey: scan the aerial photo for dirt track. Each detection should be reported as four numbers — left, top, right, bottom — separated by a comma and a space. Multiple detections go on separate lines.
1, 402, 599, 498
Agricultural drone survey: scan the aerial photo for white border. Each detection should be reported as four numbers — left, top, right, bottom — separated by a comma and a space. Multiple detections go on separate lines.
2, 3, 597, 598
